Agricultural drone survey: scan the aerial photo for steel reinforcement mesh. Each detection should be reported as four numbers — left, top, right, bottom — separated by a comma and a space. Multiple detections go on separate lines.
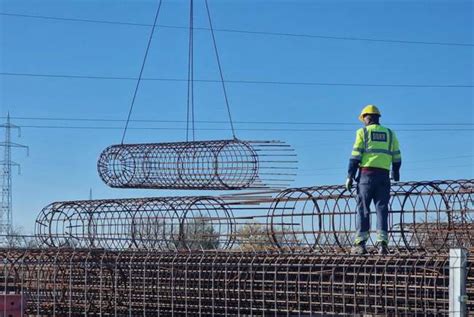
35, 180, 473, 252
97, 139, 297, 190
1, 248, 473, 316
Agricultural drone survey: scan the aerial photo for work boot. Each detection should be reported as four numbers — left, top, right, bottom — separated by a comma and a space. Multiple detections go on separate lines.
377, 241, 389, 255
351, 243, 367, 255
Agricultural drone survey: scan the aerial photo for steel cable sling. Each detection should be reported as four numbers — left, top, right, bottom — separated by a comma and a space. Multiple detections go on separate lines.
97, 0, 297, 190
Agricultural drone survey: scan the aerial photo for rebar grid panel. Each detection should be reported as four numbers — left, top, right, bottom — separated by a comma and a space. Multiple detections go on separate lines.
1, 248, 472, 316
35, 180, 473, 253
97, 139, 297, 190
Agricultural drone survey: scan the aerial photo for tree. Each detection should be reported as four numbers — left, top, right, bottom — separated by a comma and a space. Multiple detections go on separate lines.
234, 222, 301, 251
132, 216, 172, 250
175, 216, 220, 250
234, 222, 272, 251
1, 225, 41, 248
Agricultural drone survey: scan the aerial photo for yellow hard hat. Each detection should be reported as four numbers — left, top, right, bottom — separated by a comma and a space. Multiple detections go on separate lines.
359, 104, 381, 122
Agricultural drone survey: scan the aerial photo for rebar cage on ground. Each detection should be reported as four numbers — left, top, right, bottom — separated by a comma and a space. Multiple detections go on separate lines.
35, 196, 238, 251
0, 248, 472, 316
97, 139, 297, 190
35, 179, 473, 252
268, 179, 474, 252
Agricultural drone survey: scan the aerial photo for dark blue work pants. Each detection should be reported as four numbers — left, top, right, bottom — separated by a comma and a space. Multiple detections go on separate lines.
354, 172, 391, 244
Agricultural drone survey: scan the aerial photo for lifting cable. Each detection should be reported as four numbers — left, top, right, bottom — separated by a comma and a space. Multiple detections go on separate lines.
186, 0, 195, 141
205, 0, 237, 139
121, 0, 163, 144
122, 0, 235, 142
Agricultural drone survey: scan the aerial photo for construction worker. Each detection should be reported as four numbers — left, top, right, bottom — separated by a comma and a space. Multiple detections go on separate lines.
345, 105, 401, 255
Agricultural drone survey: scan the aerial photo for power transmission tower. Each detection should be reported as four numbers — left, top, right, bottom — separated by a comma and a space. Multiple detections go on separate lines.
0, 113, 28, 235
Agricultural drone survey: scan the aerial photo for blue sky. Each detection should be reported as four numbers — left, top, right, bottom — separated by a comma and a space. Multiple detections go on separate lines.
0, 0, 473, 232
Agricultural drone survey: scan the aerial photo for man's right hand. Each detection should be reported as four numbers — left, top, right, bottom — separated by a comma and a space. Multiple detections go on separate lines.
345, 177, 353, 191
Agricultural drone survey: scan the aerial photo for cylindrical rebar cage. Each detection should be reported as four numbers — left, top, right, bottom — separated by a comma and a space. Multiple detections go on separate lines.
34, 180, 473, 252
267, 179, 473, 252
97, 139, 297, 190
35, 196, 236, 250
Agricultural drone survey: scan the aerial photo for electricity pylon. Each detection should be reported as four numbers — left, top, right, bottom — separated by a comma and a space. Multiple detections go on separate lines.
0, 113, 28, 235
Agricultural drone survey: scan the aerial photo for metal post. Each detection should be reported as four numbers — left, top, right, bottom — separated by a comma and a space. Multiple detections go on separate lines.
449, 248, 467, 317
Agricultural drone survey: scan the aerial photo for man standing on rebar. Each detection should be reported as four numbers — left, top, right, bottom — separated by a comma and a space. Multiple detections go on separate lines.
345, 105, 402, 255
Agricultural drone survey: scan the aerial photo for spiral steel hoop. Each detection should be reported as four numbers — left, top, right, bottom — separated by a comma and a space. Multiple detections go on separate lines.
97, 139, 297, 190
34, 179, 473, 252
1, 248, 473, 316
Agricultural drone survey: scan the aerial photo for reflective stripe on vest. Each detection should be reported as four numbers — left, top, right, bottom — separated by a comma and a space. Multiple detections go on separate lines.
388, 129, 393, 152
363, 127, 369, 151
365, 149, 392, 155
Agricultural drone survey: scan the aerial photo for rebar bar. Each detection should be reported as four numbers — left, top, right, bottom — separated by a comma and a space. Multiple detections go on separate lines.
35, 179, 473, 252
97, 139, 297, 190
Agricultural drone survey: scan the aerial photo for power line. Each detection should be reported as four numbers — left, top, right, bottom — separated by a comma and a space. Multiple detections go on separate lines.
408, 155, 474, 164
2, 116, 473, 127
0, 12, 151, 27
12, 124, 474, 133
3, 117, 470, 176
298, 155, 474, 172
10, 124, 473, 171
1, 72, 472, 88
301, 163, 474, 177
0, 12, 473, 47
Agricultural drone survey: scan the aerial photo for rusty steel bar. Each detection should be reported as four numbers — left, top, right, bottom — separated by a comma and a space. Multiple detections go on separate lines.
1, 248, 473, 316
97, 139, 297, 190
34, 179, 473, 253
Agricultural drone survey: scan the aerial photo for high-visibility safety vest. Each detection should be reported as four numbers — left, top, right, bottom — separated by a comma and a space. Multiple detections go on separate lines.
351, 124, 401, 170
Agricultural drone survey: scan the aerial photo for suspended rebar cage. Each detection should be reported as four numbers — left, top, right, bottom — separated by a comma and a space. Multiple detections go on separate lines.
97, 139, 297, 190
